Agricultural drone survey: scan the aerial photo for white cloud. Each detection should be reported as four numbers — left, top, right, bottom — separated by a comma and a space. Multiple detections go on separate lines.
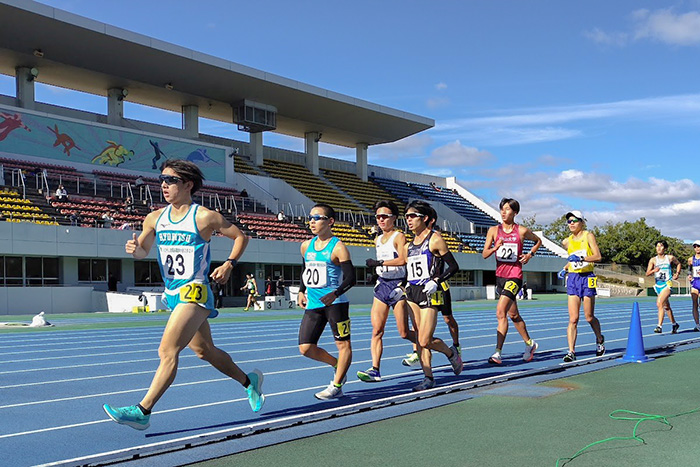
585, 8, 700, 47
633, 8, 700, 46
435, 82, 448, 91
369, 134, 433, 162
428, 141, 493, 167
432, 93, 700, 146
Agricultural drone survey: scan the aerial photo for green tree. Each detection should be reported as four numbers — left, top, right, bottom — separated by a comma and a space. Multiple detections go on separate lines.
521, 215, 569, 243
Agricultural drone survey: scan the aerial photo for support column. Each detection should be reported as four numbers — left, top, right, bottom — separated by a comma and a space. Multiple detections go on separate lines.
304, 132, 320, 175
107, 88, 125, 126
356, 143, 368, 181
182, 104, 199, 139
250, 132, 264, 166
15, 67, 36, 110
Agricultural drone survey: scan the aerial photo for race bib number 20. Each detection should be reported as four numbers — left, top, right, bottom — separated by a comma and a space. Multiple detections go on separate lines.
303, 261, 328, 288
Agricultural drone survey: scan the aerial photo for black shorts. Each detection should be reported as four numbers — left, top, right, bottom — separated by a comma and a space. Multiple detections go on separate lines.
438, 286, 452, 316
298, 302, 351, 344
496, 277, 522, 301
406, 283, 445, 309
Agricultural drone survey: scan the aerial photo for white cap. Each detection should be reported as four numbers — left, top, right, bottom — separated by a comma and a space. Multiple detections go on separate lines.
565, 210, 585, 221
693, 240, 700, 247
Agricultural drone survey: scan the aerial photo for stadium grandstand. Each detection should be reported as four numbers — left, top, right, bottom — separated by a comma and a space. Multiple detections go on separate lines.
0, 0, 564, 314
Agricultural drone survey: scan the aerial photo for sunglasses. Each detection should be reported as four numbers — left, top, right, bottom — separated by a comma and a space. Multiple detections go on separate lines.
694, 244, 700, 248
405, 212, 425, 220
158, 174, 183, 185
375, 214, 394, 220
308, 214, 329, 221
566, 218, 581, 224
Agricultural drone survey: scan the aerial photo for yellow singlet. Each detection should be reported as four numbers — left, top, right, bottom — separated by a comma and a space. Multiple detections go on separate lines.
567, 231, 594, 274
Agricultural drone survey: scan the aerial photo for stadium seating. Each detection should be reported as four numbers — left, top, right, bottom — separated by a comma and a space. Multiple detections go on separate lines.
237, 214, 310, 242
410, 182, 498, 227
233, 155, 265, 176
262, 159, 365, 213
321, 168, 405, 213
0, 188, 58, 225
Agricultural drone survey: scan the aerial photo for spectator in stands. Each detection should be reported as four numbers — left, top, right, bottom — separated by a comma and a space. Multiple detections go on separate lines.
69, 211, 81, 226
119, 221, 132, 230
102, 211, 114, 228
240, 189, 249, 198
277, 210, 286, 222
55, 184, 68, 201
124, 197, 135, 214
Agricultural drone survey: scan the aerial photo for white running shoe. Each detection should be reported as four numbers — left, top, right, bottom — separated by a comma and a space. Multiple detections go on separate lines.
523, 340, 538, 362
402, 351, 421, 367
314, 382, 343, 400
488, 351, 502, 365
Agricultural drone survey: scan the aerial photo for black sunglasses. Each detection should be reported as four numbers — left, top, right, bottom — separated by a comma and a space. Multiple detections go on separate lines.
308, 214, 329, 221
159, 174, 183, 185
566, 218, 581, 224
375, 214, 394, 220
405, 212, 425, 220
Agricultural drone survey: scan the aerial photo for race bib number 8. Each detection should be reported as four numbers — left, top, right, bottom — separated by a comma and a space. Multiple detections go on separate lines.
497, 242, 519, 263
180, 283, 208, 304
303, 261, 327, 288
160, 245, 194, 280
407, 255, 430, 282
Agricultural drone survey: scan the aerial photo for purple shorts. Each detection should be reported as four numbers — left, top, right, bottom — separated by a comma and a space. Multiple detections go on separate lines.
567, 272, 597, 298
691, 278, 700, 292
374, 277, 406, 306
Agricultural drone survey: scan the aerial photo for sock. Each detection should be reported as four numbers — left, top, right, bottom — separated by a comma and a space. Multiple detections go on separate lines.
427, 376, 434, 381
243, 375, 251, 388
495, 348, 502, 354
453, 342, 460, 348
137, 404, 151, 415
372, 366, 379, 371
334, 382, 343, 388
526, 339, 533, 346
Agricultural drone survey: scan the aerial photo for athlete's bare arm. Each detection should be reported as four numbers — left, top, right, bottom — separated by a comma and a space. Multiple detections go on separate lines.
585, 232, 603, 263
194, 207, 249, 284
482, 225, 501, 259
429, 231, 450, 257
519, 226, 541, 265
297, 240, 311, 308
125, 209, 163, 259
646, 257, 658, 276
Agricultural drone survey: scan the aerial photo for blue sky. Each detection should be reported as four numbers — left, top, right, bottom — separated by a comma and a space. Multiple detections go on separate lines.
4, 1, 700, 239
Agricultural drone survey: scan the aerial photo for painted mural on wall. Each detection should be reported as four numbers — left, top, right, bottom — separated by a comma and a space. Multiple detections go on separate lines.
0, 107, 226, 182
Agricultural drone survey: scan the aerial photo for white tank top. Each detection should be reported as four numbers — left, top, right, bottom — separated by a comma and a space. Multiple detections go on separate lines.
375, 231, 406, 280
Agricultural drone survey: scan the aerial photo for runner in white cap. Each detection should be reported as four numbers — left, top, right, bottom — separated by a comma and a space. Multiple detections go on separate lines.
558, 210, 605, 362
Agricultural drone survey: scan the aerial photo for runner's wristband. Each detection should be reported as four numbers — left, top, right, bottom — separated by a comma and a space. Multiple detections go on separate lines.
226, 258, 237, 267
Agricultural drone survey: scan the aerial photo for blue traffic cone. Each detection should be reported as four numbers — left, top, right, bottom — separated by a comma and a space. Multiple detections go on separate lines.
622, 302, 652, 363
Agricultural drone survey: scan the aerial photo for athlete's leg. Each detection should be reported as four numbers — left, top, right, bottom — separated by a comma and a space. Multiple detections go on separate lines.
582, 296, 603, 342
333, 339, 352, 385
507, 300, 532, 343
567, 295, 581, 353
393, 299, 416, 343
414, 306, 438, 378
495, 294, 512, 349
188, 319, 247, 386
139, 303, 210, 410
442, 314, 460, 348
369, 298, 391, 369
657, 287, 673, 326
299, 308, 336, 366
692, 289, 700, 327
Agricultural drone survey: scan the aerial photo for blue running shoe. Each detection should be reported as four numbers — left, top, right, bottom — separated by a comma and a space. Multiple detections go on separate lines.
103, 404, 150, 430
357, 367, 381, 382
246, 369, 265, 412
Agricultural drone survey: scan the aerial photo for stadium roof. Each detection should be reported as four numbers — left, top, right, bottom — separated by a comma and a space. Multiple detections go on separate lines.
0, 0, 434, 148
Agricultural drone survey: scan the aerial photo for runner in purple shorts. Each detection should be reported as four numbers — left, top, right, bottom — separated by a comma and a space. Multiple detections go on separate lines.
686, 240, 700, 332
357, 200, 414, 383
